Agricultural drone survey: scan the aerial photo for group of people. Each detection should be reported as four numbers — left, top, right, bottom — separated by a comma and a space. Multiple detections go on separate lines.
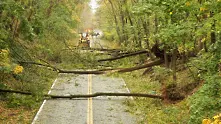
78, 31, 100, 48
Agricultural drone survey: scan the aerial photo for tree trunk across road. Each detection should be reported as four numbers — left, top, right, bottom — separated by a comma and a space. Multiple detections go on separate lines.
32, 74, 137, 124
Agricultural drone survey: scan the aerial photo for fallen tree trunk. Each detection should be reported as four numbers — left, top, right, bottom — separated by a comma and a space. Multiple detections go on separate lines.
59, 59, 163, 74
18, 61, 59, 71
117, 59, 163, 73
58, 70, 107, 74
98, 50, 148, 62
0, 89, 32, 95
0, 89, 163, 99
18, 59, 163, 74
63, 47, 123, 52
48, 92, 163, 99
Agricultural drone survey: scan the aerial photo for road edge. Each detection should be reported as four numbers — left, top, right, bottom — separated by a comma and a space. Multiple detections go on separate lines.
31, 76, 59, 124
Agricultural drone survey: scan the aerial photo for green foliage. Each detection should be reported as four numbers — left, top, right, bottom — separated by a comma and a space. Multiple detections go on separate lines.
188, 74, 221, 124
152, 66, 172, 81
7, 94, 42, 108
0, 49, 10, 66
118, 69, 189, 124
188, 39, 221, 123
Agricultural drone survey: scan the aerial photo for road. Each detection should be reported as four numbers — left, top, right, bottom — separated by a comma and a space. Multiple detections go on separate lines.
32, 74, 137, 124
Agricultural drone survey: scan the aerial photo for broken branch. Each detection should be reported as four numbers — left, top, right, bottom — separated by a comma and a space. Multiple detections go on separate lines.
49, 92, 164, 99
18, 59, 163, 74
0, 89, 163, 99
98, 50, 148, 62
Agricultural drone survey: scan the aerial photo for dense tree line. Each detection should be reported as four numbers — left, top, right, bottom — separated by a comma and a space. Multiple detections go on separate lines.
97, 0, 221, 123
0, 0, 88, 110
0, 0, 88, 67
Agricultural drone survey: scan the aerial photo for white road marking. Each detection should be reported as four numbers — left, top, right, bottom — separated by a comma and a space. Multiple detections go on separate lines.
32, 78, 58, 124
121, 78, 134, 100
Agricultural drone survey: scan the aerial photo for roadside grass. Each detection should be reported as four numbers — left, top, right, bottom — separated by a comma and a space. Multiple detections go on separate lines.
0, 101, 37, 124
0, 65, 57, 123
115, 68, 192, 124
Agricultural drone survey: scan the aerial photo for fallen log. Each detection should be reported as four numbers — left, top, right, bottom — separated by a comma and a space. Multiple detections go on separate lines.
18, 59, 163, 74
48, 92, 164, 99
62, 47, 123, 52
58, 70, 106, 74
18, 61, 59, 71
18, 61, 112, 74
0, 89, 32, 95
117, 59, 163, 73
98, 50, 148, 62
0, 89, 163, 99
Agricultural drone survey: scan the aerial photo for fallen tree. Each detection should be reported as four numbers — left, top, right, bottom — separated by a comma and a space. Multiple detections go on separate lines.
18, 61, 59, 71
0, 89, 32, 95
117, 59, 163, 73
98, 50, 148, 62
49, 92, 163, 99
62, 47, 123, 52
18, 59, 163, 74
58, 59, 163, 74
0, 89, 164, 99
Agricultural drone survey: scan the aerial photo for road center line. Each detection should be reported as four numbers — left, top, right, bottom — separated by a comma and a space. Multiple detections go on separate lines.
87, 74, 93, 124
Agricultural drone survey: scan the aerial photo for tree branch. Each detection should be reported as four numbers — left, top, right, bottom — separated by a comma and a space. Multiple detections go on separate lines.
18, 61, 59, 71
0, 89, 163, 99
98, 50, 148, 62
0, 89, 32, 95
48, 92, 164, 99
63, 47, 123, 52
18, 59, 163, 74
117, 59, 163, 73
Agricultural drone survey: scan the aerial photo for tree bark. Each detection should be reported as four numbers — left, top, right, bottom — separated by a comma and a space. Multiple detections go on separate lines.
49, 92, 164, 99
18, 59, 163, 74
62, 47, 123, 52
98, 50, 148, 62
164, 46, 169, 68
210, 12, 216, 44
117, 59, 163, 73
0, 89, 32, 95
107, 0, 122, 42
171, 48, 177, 83
0, 89, 164, 99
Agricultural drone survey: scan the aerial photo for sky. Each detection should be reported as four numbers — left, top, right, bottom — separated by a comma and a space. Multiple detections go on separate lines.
89, 0, 99, 13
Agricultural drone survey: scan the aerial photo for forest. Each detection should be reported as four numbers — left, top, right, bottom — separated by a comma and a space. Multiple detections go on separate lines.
0, 0, 221, 123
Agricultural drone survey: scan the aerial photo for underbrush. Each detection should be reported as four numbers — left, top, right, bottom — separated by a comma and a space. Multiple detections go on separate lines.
115, 51, 221, 124
0, 65, 57, 123
57, 50, 100, 69
118, 68, 190, 124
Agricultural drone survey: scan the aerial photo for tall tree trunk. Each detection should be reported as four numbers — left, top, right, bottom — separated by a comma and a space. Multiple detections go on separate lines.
126, 8, 138, 44
108, 0, 122, 43
211, 23, 216, 44
164, 46, 169, 68
210, 12, 216, 44
119, 2, 127, 44
141, 16, 150, 50
154, 14, 159, 44
171, 48, 177, 83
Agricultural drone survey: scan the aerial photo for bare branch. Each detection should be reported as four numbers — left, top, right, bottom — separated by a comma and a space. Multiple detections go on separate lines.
0, 89, 163, 99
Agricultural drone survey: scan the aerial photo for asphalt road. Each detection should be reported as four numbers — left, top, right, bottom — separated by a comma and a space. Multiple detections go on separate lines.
32, 74, 136, 124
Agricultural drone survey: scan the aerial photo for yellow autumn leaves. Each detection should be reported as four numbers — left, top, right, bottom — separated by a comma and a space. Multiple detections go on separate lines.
13, 65, 24, 74
0, 49, 10, 66
186, 2, 190, 6
0, 49, 23, 74
202, 113, 221, 124
200, 7, 207, 12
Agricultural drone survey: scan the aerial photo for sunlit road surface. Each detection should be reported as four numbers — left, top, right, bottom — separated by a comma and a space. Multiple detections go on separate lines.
32, 74, 136, 124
